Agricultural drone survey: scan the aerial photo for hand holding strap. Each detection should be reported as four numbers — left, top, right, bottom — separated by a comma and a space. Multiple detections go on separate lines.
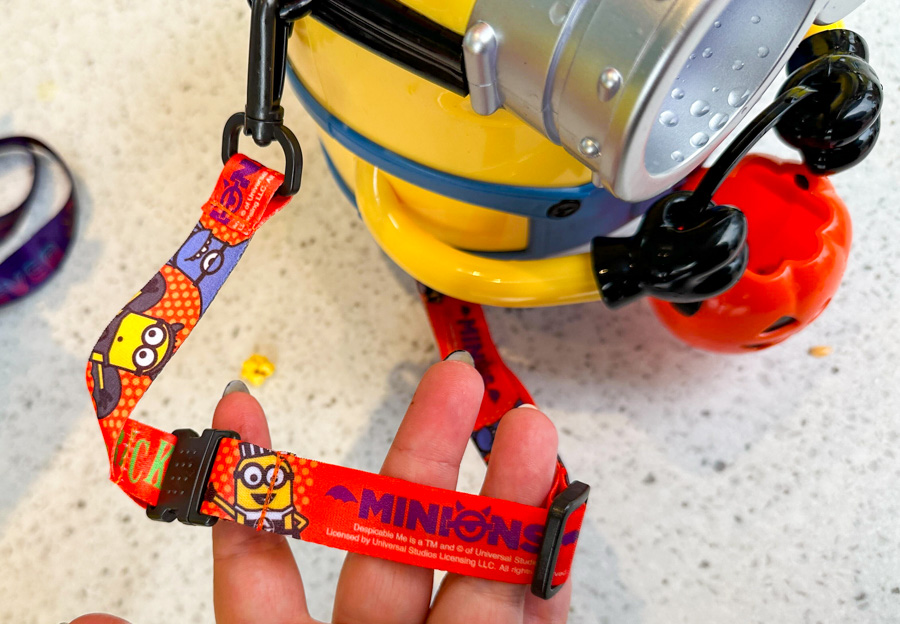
181, 431, 587, 595
85, 156, 588, 598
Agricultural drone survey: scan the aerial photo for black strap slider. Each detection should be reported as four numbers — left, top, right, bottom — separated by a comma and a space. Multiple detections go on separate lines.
146, 428, 240, 527
531, 480, 590, 599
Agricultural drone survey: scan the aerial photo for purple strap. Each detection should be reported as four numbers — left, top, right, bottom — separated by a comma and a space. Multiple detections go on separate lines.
0, 137, 76, 306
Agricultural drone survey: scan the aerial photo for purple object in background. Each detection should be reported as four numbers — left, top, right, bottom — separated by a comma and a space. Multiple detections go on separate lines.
0, 137, 76, 306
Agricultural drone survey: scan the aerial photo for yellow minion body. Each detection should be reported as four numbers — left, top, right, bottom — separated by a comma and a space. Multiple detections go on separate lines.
208, 446, 309, 537
286, 1, 846, 307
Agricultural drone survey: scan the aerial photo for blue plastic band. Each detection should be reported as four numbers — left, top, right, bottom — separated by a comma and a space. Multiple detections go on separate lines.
285, 65, 650, 221
287, 65, 665, 256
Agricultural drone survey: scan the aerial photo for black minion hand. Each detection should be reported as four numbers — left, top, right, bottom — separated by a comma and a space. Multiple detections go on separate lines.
776, 29, 882, 175
591, 191, 748, 309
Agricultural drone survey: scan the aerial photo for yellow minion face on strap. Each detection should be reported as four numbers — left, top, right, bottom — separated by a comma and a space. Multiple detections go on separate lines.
105, 312, 174, 376
235, 444, 294, 513
205, 442, 308, 537
90, 308, 183, 380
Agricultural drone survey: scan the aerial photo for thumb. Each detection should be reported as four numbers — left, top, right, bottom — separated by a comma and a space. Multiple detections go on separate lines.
212, 380, 274, 447
211, 381, 312, 624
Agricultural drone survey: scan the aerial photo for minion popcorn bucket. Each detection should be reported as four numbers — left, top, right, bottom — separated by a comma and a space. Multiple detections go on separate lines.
279, 0, 879, 351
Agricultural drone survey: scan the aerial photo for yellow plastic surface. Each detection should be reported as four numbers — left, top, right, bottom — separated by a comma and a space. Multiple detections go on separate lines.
319, 132, 359, 192
319, 133, 529, 251
807, 20, 844, 37
400, 0, 476, 34
355, 160, 601, 307
289, 18, 591, 188
387, 175, 529, 252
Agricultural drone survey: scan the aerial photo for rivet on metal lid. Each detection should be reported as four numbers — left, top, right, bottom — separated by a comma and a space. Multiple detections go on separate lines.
579, 137, 601, 158
598, 67, 623, 101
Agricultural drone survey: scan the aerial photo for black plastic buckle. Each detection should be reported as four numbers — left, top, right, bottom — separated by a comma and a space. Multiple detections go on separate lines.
146, 428, 239, 527
531, 480, 590, 599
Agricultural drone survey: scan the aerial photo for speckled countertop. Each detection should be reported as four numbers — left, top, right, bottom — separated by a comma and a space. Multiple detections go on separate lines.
1, 2, 899, 623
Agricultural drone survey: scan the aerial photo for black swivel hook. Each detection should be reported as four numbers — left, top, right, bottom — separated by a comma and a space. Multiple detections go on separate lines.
222, 0, 314, 196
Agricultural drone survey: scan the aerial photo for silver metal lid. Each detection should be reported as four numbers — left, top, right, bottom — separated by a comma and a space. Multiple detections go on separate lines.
468, 0, 852, 201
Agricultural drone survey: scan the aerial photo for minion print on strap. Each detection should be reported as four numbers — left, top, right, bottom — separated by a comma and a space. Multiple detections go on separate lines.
206, 442, 310, 538
84, 154, 589, 598
86, 155, 289, 489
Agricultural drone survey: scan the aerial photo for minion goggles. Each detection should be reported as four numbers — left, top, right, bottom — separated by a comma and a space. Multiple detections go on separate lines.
221, 0, 869, 307
85, 0, 880, 604
282, 0, 864, 195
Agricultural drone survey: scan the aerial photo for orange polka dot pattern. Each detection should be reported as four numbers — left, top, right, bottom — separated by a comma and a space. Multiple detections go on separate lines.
146, 265, 201, 348
87, 265, 201, 455
87, 365, 154, 452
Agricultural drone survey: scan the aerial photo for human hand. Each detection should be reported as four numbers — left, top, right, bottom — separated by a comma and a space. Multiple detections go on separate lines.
72, 353, 570, 623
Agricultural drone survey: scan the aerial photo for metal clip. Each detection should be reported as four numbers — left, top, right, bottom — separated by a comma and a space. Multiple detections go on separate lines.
222, 0, 314, 196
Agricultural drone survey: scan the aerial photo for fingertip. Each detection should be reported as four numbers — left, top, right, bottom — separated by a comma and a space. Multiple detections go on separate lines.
498, 407, 559, 451
483, 407, 559, 507
406, 358, 485, 427
426, 358, 485, 400
380, 359, 484, 482
212, 391, 271, 448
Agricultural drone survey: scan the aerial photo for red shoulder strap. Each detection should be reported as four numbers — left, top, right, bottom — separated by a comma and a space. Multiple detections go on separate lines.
85, 157, 588, 596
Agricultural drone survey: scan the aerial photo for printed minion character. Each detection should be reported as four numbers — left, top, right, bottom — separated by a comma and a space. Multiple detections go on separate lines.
209, 443, 308, 538
89, 272, 184, 418
91, 310, 181, 378
169, 224, 248, 313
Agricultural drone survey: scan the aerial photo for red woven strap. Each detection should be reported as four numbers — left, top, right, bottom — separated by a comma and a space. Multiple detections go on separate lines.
86, 155, 289, 507
418, 286, 571, 500
200, 438, 585, 586
85, 157, 588, 591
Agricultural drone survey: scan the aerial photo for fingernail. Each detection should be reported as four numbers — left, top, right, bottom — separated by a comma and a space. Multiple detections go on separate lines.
518, 403, 539, 410
443, 349, 475, 367
223, 380, 250, 397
